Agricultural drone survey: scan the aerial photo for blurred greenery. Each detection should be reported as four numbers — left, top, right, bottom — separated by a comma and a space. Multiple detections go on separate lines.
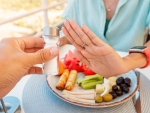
0, 0, 65, 38
0, 0, 64, 11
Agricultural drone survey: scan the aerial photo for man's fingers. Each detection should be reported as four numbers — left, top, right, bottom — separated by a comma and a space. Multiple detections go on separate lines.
82, 24, 105, 47
24, 47, 43, 53
26, 47, 59, 65
27, 67, 42, 74
20, 37, 45, 49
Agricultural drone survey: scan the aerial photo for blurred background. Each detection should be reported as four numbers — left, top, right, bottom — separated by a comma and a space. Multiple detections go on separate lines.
0, 0, 67, 40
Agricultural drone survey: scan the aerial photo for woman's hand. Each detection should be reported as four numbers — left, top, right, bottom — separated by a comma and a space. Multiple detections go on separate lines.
59, 36, 71, 46
62, 19, 129, 78
0, 37, 59, 98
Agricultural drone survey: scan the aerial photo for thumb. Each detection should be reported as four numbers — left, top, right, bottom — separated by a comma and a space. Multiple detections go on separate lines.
27, 47, 59, 65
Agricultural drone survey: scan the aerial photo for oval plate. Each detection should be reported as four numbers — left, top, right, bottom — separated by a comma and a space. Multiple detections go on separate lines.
46, 70, 139, 108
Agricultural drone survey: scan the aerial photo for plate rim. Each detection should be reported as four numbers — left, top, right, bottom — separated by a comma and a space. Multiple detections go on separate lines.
46, 70, 139, 108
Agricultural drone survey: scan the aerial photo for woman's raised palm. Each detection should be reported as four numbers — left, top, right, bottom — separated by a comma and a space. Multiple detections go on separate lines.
62, 19, 129, 77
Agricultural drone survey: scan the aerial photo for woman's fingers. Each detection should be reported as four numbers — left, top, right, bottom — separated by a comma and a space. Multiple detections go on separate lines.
74, 49, 90, 67
82, 24, 105, 47
69, 19, 94, 47
64, 20, 84, 46
62, 26, 84, 51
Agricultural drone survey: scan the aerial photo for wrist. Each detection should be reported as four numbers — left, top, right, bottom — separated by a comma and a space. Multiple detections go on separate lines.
123, 53, 147, 71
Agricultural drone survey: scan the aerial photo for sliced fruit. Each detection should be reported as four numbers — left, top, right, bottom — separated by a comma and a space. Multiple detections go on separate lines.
65, 50, 76, 65
56, 61, 65, 75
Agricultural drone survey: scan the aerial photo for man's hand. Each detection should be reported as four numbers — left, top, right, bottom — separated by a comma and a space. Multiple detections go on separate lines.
0, 37, 59, 98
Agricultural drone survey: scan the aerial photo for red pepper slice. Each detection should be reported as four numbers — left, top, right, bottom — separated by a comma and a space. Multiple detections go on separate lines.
81, 63, 88, 72
81, 63, 96, 75
83, 69, 96, 75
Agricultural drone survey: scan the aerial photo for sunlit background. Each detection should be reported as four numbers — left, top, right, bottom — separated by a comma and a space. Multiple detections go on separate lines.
0, 0, 66, 40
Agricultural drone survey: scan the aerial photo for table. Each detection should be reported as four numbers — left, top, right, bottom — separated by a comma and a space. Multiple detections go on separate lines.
5, 44, 150, 113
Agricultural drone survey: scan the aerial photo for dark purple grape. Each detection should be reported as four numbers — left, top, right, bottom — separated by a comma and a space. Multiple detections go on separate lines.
112, 85, 118, 92
123, 87, 129, 93
124, 78, 131, 87
109, 92, 117, 99
120, 84, 129, 93
116, 77, 124, 86
116, 89, 123, 96
120, 84, 128, 90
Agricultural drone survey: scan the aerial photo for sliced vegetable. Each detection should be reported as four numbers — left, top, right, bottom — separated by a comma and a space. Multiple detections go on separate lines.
81, 81, 102, 90
81, 63, 88, 72
77, 74, 103, 85
100, 85, 110, 96
81, 63, 96, 75
85, 75, 96, 79
84, 69, 96, 75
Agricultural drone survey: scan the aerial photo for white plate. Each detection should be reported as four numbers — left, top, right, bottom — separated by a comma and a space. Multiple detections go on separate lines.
46, 70, 139, 108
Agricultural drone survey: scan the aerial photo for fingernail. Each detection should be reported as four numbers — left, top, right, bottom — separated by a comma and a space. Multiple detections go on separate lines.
62, 26, 66, 29
50, 47, 59, 57
66, 19, 69, 22
74, 49, 77, 52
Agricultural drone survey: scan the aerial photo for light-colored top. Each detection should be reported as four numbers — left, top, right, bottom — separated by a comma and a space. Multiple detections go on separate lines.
61, 0, 150, 52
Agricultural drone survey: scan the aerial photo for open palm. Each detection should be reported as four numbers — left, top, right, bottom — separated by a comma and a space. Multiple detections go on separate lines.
62, 19, 128, 77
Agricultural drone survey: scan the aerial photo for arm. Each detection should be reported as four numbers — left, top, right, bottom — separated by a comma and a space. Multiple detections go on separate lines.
123, 41, 150, 71
62, 19, 149, 78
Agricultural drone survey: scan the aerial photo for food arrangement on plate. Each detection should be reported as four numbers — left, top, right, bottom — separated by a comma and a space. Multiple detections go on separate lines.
46, 50, 138, 107
50, 50, 132, 104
